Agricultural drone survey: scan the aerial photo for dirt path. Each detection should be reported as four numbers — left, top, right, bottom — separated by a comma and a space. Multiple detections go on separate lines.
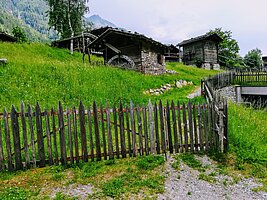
158, 155, 267, 200
187, 87, 201, 99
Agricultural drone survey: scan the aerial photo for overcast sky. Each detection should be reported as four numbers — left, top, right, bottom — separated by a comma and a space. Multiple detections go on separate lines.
89, 0, 267, 56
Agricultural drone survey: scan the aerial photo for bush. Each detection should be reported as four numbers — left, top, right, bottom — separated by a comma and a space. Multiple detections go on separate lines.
12, 26, 28, 43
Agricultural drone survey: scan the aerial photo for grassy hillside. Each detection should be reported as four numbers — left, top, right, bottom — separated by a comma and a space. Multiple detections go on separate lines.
0, 42, 217, 109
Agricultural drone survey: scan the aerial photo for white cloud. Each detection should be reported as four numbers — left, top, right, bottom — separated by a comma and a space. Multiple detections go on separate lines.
90, 0, 267, 56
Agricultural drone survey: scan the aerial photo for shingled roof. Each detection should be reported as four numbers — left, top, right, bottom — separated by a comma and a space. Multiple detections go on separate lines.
177, 33, 222, 46
89, 27, 168, 49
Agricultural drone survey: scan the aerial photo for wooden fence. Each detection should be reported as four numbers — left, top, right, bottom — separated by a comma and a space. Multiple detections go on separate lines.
201, 71, 267, 103
0, 100, 228, 171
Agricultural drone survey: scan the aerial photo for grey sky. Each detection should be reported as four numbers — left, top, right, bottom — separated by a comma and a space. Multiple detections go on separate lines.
89, 0, 267, 56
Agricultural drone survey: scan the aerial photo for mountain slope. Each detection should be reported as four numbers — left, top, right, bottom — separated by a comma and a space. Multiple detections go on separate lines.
86, 14, 118, 29
0, 0, 54, 41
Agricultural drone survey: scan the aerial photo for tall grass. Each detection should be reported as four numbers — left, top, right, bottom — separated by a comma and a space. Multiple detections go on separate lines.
0, 42, 217, 109
228, 103, 267, 165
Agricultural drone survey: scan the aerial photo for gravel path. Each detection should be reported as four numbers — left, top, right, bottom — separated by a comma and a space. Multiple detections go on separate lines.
187, 87, 201, 99
158, 155, 267, 200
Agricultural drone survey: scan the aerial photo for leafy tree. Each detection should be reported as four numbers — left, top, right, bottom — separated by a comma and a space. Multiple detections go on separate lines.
208, 28, 240, 66
12, 26, 28, 43
244, 48, 263, 69
46, 0, 89, 54
46, 0, 89, 39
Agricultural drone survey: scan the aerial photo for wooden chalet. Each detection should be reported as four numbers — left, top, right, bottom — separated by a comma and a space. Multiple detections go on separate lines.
89, 27, 168, 74
0, 32, 16, 42
164, 45, 180, 62
178, 33, 222, 70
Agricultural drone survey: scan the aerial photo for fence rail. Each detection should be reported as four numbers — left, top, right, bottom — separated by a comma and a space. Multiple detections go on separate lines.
0, 100, 228, 171
201, 71, 267, 103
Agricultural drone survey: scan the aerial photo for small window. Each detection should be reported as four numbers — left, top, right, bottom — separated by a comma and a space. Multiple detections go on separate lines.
157, 54, 163, 65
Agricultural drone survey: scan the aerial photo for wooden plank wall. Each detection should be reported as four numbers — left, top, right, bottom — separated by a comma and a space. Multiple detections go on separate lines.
0, 100, 227, 171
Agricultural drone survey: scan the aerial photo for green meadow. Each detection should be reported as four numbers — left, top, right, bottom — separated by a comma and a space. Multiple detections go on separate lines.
0, 42, 217, 109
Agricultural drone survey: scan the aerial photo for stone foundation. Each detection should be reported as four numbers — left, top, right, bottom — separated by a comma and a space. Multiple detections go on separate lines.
141, 50, 166, 75
202, 63, 220, 70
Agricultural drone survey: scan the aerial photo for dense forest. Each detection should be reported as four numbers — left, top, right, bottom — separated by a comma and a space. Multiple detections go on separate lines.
0, 1, 103, 42
0, 0, 57, 41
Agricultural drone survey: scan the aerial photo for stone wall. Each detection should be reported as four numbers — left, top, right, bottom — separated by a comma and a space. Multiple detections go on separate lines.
141, 50, 166, 75
214, 86, 237, 102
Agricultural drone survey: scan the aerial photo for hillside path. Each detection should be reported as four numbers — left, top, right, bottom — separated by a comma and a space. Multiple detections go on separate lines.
187, 87, 201, 99
158, 154, 267, 200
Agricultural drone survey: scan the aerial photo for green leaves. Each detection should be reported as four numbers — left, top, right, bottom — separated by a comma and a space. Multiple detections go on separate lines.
244, 48, 263, 69
208, 28, 240, 66
12, 26, 28, 43
46, 0, 89, 38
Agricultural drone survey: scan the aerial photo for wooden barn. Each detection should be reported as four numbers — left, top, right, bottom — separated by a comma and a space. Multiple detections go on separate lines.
178, 33, 222, 70
0, 32, 16, 42
164, 44, 180, 62
89, 27, 168, 74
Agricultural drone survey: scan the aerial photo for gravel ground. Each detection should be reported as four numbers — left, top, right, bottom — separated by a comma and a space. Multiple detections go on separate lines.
49, 184, 96, 199
158, 155, 267, 200
187, 87, 201, 99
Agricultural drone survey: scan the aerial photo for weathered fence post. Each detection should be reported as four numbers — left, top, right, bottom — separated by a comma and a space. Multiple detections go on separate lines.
3, 108, 13, 171
154, 102, 160, 154
166, 101, 173, 154
171, 101, 179, 153
11, 106, 23, 170
106, 102, 114, 160
21, 102, 30, 169
44, 109, 53, 165
142, 105, 149, 155
119, 101, 126, 158
113, 105, 119, 159
130, 101, 137, 157
58, 102, 67, 165
100, 103, 107, 160
148, 100, 156, 154
93, 101, 102, 161
125, 106, 132, 157
159, 100, 166, 154
0, 118, 4, 170
28, 105, 37, 168
136, 105, 143, 156
36, 103, 46, 167
79, 101, 88, 162
66, 108, 74, 164
87, 105, 94, 161
51, 107, 59, 165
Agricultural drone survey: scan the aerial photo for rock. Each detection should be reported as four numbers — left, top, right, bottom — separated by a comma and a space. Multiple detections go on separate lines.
176, 81, 183, 88
182, 80, 187, 86
154, 92, 160, 96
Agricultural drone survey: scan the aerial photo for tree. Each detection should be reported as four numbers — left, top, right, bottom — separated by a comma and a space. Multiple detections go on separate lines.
46, 0, 89, 53
208, 28, 240, 66
12, 26, 28, 43
244, 48, 263, 69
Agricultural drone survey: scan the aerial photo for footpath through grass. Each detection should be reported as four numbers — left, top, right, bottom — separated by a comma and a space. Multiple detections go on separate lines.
0, 42, 217, 109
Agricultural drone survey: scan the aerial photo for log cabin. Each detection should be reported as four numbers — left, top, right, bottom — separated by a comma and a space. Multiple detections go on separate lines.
89, 27, 168, 74
178, 33, 222, 70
